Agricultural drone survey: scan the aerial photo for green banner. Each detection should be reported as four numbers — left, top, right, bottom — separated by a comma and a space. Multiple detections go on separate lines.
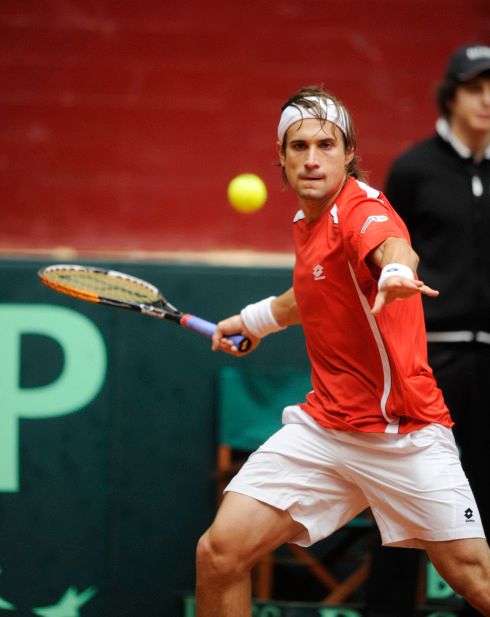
0, 259, 306, 617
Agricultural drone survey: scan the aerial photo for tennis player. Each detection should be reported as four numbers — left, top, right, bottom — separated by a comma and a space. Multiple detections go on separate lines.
196, 86, 490, 617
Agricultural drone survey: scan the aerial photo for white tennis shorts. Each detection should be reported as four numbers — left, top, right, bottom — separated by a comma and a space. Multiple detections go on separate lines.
225, 406, 486, 548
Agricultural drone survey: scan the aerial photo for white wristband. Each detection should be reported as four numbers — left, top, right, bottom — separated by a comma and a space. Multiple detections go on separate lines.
378, 263, 414, 290
240, 296, 286, 338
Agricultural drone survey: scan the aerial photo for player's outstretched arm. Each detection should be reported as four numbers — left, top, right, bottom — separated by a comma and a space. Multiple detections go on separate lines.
369, 237, 439, 314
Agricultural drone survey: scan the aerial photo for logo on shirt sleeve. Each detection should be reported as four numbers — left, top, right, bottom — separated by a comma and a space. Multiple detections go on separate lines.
360, 215, 388, 234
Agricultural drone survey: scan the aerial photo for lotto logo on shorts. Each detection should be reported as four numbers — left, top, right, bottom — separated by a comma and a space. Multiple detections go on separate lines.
464, 507, 475, 522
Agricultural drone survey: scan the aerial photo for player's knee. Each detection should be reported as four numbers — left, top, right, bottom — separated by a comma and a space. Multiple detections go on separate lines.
439, 550, 490, 610
458, 574, 490, 613
465, 560, 490, 603
196, 529, 248, 582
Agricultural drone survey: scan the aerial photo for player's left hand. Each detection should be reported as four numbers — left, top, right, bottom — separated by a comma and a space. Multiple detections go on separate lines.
371, 276, 439, 315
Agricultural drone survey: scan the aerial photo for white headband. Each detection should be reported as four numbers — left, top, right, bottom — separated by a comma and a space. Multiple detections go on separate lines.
277, 96, 348, 143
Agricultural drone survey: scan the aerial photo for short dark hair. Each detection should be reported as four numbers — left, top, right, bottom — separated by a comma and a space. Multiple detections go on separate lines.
435, 78, 458, 119
436, 69, 490, 118
278, 85, 365, 183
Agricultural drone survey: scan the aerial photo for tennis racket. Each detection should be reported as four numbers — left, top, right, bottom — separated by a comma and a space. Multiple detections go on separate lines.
38, 264, 251, 352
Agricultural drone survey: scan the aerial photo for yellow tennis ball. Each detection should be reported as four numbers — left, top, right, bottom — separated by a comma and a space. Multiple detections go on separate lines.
227, 174, 267, 213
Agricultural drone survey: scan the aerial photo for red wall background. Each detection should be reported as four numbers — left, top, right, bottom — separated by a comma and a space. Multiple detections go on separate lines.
1, 1, 489, 255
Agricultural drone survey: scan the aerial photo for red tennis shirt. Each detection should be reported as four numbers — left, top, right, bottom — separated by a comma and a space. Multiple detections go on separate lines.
293, 177, 452, 434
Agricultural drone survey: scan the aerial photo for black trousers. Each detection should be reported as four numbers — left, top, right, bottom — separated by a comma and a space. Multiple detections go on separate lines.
365, 343, 490, 617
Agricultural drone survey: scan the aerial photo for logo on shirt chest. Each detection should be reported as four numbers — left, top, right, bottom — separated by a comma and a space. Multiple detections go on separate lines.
312, 264, 326, 281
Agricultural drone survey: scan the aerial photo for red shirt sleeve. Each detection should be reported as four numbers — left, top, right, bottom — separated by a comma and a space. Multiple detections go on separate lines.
342, 192, 410, 272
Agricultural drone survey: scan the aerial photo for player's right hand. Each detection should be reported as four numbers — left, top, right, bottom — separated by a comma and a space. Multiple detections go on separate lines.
212, 314, 261, 356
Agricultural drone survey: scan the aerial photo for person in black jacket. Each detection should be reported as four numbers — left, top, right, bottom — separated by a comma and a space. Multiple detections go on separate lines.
366, 43, 490, 617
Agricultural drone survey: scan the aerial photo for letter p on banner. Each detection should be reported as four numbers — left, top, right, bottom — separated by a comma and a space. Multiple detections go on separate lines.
0, 305, 107, 492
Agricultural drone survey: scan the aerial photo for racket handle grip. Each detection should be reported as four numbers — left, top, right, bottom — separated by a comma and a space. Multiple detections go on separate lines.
181, 315, 251, 353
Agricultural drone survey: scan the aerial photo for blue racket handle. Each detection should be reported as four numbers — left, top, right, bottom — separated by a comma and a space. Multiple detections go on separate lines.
181, 314, 251, 353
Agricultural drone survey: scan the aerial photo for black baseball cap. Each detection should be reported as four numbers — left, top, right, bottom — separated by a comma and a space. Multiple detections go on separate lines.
445, 44, 490, 82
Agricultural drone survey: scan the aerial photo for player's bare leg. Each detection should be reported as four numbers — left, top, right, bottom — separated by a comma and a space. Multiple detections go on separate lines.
195, 492, 305, 617
422, 538, 490, 616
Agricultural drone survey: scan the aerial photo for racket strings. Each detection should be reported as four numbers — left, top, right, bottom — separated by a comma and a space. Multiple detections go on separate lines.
44, 270, 161, 304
